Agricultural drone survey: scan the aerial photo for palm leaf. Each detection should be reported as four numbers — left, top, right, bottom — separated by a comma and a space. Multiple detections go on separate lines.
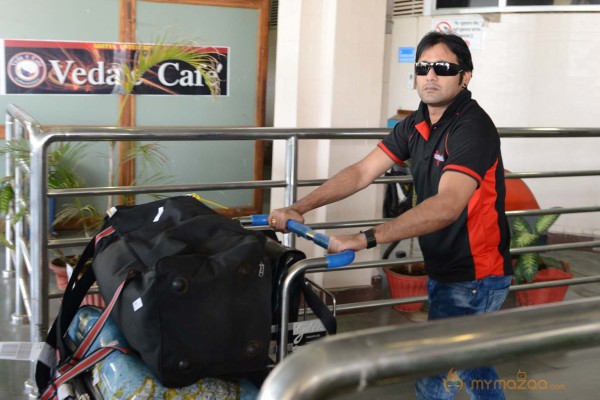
123, 142, 170, 175
53, 200, 102, 236
0, 183, 15, 216
115, 36, 221, 121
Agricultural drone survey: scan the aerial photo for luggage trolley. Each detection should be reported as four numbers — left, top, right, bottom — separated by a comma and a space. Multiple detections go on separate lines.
247, 215, 355, 362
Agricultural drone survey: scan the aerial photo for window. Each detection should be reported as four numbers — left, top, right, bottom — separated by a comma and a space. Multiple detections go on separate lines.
506, 0, 600, 4
431, 0, 600, 13
437, 0, 497, 8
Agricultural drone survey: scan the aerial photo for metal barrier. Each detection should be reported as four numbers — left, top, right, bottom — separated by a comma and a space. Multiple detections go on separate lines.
4, 103, 600, 358
258, 296, 600, 400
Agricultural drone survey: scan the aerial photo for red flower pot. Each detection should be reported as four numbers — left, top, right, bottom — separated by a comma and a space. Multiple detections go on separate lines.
515, 261, 573, 307
385, 264, 428, 312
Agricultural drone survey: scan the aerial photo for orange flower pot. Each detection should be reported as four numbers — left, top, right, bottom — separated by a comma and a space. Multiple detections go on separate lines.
385, 264, 428, 312
515, 261, 573, 307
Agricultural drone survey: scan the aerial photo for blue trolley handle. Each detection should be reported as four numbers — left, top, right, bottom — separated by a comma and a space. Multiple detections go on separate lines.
250, 214, 355, 269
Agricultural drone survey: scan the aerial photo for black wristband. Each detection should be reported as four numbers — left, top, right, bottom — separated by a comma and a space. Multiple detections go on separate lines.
361, 228, 377, 249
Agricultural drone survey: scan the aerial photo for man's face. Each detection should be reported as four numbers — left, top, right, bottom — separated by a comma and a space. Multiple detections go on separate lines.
415, 43, 471, 108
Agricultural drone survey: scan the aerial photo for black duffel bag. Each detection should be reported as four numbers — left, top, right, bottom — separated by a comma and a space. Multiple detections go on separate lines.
37, 195, 274, 392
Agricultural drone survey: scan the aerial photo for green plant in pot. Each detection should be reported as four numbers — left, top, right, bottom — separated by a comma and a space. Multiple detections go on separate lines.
509, 212, 573, 306
0, 140, 102, 242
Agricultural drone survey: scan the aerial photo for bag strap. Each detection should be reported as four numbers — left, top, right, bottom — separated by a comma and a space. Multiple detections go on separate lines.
35, 237, 96, 393
36, 223, 116, 394
55, 239, 96, 357
300, 281, 337, 334
58, 273, 134, 373
39, 273, 134, 400
39, 344, 130, 400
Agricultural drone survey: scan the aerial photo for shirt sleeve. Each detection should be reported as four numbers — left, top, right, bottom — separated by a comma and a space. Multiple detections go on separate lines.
378, 117, 412, 164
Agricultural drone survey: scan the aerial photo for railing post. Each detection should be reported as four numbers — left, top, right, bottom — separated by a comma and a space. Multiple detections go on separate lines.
11, 118, 28, 325
28, 123, 49, 343
283, 135, 298, 248
3, 113, 15, 279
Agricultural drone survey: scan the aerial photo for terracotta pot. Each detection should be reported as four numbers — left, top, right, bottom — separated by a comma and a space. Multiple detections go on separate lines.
48, 258, 69, 289
384, 264, 428, 312
515, 261, 573, 307
49, 257, 106, 308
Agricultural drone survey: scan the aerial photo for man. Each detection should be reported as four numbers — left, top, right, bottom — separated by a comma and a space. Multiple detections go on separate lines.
268, 31, 512, 400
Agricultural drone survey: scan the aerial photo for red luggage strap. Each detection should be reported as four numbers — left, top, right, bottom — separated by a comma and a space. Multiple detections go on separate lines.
57, 273, 132, 374
41, 227, 135, 399
40, 345, 130, 400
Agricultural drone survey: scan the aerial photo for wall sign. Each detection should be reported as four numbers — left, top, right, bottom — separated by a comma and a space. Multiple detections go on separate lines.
398, 47, 416, 63
0, 39, 229, 95
432, 15, 484, 50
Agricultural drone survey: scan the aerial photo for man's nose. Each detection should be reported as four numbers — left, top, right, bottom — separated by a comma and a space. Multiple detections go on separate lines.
426, 67, 438, 79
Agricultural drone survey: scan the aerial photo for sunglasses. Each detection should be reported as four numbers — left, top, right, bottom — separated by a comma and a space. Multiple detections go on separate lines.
415, 61, 463, 76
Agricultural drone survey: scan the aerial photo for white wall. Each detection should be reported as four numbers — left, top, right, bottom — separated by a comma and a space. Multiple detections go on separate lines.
386, 12, 600, 239
272, 0, 387, 288
268, 8, 600, 289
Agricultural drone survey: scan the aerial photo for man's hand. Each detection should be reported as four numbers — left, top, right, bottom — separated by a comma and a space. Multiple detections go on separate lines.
268, 207, 304, 232
327, 233, 368, 253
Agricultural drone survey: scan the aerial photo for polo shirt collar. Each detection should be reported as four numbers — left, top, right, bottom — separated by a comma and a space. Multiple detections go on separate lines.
414, 89, 472, 141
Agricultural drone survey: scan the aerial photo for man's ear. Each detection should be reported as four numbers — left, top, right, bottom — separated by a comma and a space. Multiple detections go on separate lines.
460, 70, 473, 88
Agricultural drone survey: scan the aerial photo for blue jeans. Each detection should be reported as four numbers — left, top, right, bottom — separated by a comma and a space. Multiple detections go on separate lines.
415, 275, 512, 400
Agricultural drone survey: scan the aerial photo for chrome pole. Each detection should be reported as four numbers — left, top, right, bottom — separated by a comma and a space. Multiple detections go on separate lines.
11, 118, 28, 325
283, 135, 298, 248
261, 297, 600, 400
27, 120, 48, 343
3, 113, 15, 279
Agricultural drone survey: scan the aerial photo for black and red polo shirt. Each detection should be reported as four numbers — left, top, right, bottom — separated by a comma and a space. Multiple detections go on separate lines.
379, 90, 512, 282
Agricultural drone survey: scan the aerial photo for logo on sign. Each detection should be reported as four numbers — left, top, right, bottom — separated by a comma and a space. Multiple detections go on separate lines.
7, 52, 47, 89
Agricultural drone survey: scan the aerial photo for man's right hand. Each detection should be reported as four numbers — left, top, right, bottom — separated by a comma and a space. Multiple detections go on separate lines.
267, 207, 304, 233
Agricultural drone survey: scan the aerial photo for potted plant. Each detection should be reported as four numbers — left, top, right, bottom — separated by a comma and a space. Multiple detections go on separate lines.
0, 139, 107, 305
0, 139, 102, 239
382, 163, 428, 312
509, 212, 573, 306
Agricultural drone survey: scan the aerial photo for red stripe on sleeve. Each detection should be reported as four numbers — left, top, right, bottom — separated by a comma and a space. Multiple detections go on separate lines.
377, 142, 404, 164
443, 164, 482, 185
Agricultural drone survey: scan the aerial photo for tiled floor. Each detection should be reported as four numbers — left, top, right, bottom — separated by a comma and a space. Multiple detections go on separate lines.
2, 248, 600, 399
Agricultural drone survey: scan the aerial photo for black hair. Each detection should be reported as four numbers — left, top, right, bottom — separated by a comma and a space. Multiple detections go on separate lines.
415, 31, 474, 72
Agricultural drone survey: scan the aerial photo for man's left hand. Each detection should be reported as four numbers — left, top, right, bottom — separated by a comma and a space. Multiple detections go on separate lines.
328, 233, 367, 253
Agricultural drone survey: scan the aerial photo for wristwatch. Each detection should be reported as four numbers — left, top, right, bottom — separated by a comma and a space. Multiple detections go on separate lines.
361, 228, 377, 249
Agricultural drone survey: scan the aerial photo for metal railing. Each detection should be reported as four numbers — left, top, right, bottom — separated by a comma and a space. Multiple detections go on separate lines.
3, 104, 600, 372
258, 296, 600, 400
